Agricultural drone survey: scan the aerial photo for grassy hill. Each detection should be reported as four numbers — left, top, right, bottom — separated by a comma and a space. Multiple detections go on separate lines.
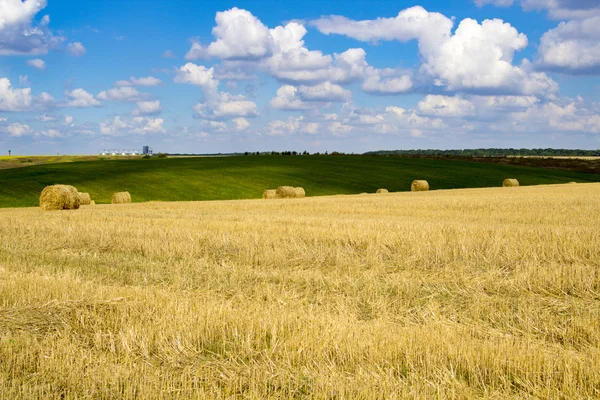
1, 155, 599, 208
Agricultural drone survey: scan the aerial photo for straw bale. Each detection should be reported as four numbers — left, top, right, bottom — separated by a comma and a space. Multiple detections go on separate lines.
502, 179, 519, 187
293, 187, 306, 198
90, 200, 96, 205
376, 188, 389, 194
276, 186, 295, 199
39, 184, 80, 210
262, 189, 276, 199
78, 192, 91, 205
411, 180, 429, 192
112, 191, 131, 204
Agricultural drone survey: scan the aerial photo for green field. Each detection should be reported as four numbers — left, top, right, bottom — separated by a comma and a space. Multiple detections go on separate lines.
1, 155, 599, 208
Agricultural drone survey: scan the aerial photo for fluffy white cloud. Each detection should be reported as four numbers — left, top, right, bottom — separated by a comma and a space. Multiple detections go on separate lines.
26, 58, 45, 70
35, 113, 55, 122
64, 88, 101, 108
38, 128, 63, 138
0, 0, 63, 55
0, 78, 33, 111
418, 95, 476, 117
509, 100, 600, 133
67, 42, 86, 56
116, 76, 162, 87
132, 100, 162, 116
233, 117, 250, 130
536, 17, 600, 74
194, 92, 258, 119
5, 122, 32, 137
97, 87, 149, 102
18, 75, 30, 86
174, 63, 219, 94
269, 85, 311, 110
361, 69, 413, 94
100, 116, 166, 136
186, 7, 272, 60
297, 82, 351, 102
65, 115, 74, 125
313, 6, 557, 96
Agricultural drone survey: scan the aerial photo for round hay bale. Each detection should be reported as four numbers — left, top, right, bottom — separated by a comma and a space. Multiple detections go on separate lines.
360, 192, 368, 195
112, 191, 131, 204
262, 189, 276, 199
293, 187, 306, 198
78, 192, 91, 205
568, 181, 577, 184
376, 188, 389, 194
411, 180, 429, 192
276, 186, 295, 199
39, 184, 80, 210
502, 179, 519, 187
90, 200, 96, 205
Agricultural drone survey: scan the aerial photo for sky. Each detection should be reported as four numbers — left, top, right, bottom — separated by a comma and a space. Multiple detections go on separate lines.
0, 0, 599, 155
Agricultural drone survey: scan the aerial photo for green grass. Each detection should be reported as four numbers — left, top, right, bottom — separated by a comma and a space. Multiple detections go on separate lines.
1, 155, 599, 208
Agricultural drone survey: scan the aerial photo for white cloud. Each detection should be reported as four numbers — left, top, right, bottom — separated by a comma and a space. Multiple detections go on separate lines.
6, 122, 32, 137
361, 69, 413, 94
100, 116, 166, 136
194, 92, 258, 119
26, 58, 45, 70
65, 115, 74, 126
0, 0, 63, 55
39, 128, 63, 138
536, 17, 600, 74
509, 100, 600, 133
312, 6, 558, 96
174, 63, 219, 94
269, 85, 311, 110
64, 88, 101, 108
474, 0, 515, 6
233, 117, 250, 130
185, 7, 272, 60
18, 75, 30, 86
0, 77, 32, 111
132, 100, 162, 116
35, 113, 55, 122
418, 95, 476, 117
97, 87, 149, 102
116, 76, 163, 87
67, 42, 86, 56
297, 82, 351, 102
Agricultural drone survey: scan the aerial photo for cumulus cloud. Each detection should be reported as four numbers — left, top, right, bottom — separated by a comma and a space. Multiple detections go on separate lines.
64, 88, 101, 108
194, 92, 258, 119
67, 42, 86, 56
97, 87, 149, 102
65, 115, 74, 126
116, 76, 162, 87
509, 100, 600, 133
132, 100, 162, 116
297, 82, 351, 102
233, 117, 250, 130
26, 58, 46, 70
536, 17, 600, 74
361, 69, 413, 94
269, 85, 311, 110
185, 7, 272, 60
312, 6, 558, 96
0, 0, 63, 55
0, 77, 32, 111
5, 122, 32, 137
100, 116, 166, 136
174, 63, 219, 94
417, 95, 476, 117
35, 113, 56, 122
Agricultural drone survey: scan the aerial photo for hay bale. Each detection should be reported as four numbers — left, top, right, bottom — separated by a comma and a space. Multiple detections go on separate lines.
293, 187, 306, 198
568, 182, 577, 184
90, 200, 96, 205
360, 192, 368, 195
78, 192, 91, 205
411, 180, 429, 192
503, 179, 519, 187
276, 186, 295, 199
376, 188, 389, 194
39, 184, 80, 210
111, 191, 131, 204
262, 189, 276, 199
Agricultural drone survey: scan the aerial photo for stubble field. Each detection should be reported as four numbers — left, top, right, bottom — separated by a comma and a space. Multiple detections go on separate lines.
1, 183, 599, 399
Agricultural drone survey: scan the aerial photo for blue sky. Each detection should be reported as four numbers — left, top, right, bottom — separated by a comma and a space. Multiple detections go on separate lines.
0, 0, 599, 155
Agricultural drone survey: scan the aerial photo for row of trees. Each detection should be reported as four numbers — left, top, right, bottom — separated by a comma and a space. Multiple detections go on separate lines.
364, 148, 600, 157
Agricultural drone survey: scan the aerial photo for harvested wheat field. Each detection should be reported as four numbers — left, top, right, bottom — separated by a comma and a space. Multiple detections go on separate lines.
1, 183, 599, 399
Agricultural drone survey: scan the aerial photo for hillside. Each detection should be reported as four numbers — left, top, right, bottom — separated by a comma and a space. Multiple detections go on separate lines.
1, 155, 600, 207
